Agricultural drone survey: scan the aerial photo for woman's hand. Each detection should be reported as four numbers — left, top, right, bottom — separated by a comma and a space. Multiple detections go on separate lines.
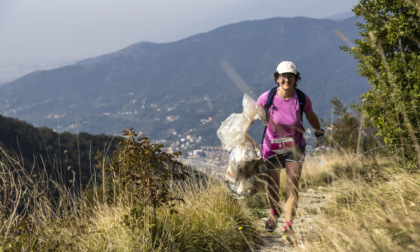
315, 129, 325, 147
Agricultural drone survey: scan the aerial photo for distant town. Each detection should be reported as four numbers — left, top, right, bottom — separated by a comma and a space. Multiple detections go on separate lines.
166, 145, 229, 180
159, 127, 331, 181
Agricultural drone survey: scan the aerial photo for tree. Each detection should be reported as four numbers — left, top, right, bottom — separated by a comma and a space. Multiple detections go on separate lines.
327, 97, 380, 153
344, 0, 420, 167
108, 129, 189, 233
328, 98, 359, 151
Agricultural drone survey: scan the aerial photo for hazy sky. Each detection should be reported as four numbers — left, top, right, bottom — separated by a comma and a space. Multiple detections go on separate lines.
0, 0, 360, 80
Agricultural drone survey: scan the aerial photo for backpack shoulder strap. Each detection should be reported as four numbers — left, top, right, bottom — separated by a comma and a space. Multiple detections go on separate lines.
295, 88, 306, 118
261, 87, 277, 145
295, 88, 307, 146
264, 87, 277, 120
264, 87, 277, 109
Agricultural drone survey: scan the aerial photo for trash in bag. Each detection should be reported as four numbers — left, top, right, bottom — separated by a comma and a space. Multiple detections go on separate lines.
217, 93, 266, 199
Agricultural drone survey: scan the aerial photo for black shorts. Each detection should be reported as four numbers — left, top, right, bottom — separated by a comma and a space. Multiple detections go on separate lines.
264, 146, 306, 170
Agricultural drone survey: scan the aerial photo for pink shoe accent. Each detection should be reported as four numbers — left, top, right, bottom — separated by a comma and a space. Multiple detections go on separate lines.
284, 221, 291, 230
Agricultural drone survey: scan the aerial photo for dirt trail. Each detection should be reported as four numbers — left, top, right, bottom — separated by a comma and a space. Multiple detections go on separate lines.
253, 187, 332, 251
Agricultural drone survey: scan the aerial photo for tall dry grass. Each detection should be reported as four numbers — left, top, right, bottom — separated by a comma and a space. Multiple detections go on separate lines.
0, 148, 260, 251
2, 142, 418, 251
302, 151, 420, 251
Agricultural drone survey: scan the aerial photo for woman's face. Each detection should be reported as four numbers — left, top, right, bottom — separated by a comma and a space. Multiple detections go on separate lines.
276, 73, 296, 90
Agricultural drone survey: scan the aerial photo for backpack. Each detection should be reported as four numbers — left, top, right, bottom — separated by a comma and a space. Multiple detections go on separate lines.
261, 87, 306, 145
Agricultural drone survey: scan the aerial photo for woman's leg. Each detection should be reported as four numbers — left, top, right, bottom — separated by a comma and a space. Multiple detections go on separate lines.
264, 156, 284, 232
266, 168, 281, 215
284, 161, 303, 224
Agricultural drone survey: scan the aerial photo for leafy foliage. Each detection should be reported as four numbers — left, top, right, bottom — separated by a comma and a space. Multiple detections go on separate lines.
343, 0, 420, 167
108, 129, 189, 229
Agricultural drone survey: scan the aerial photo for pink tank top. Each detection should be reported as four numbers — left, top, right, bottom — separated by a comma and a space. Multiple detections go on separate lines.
257, 89, 313, 159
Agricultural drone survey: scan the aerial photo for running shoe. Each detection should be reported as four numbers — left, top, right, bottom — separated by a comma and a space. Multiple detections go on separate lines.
282, 222, 296, 244
264, 214, 278, 232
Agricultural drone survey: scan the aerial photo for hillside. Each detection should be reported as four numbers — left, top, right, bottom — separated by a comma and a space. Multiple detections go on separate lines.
0, 16, 367, 151
0, 115, 116, 187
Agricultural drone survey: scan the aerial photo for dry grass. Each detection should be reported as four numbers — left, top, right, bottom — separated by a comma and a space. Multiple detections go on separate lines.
302, 151, 420, 251
1, 144, 418, 251
0, 149, 259, 251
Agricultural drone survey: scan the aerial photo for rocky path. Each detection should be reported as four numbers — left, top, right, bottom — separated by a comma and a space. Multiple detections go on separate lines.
253, 187, 332, 251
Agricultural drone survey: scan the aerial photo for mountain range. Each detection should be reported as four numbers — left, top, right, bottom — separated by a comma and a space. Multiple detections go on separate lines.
0, 16, 368, 151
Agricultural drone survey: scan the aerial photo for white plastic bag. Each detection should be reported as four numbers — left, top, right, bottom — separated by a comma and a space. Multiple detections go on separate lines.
217, 94, 265, 151
217, 94, 266, 199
